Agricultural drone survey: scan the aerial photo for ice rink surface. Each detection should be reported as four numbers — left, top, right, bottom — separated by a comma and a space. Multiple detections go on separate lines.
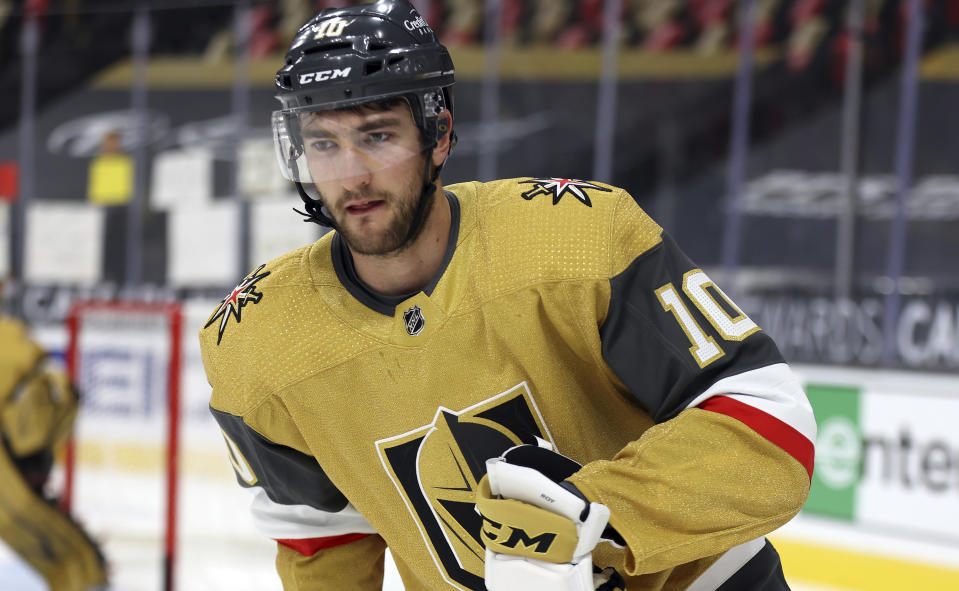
4, 507, 957, 591
0, 538, 854, 591
2, 411, 957, 591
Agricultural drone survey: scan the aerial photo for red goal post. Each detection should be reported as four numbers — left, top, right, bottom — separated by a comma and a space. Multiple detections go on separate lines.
65, 300, 183, 591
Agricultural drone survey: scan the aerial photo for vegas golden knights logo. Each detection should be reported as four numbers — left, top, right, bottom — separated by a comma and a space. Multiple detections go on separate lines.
375, 383, 554, 591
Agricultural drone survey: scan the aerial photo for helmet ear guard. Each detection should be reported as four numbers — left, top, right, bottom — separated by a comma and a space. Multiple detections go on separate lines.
432, 109, 455, 173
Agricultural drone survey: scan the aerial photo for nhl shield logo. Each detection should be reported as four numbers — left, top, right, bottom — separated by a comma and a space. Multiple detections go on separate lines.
403, 305, 425, 336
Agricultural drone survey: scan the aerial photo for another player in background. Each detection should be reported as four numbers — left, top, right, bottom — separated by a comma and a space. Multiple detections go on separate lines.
200, 2, 816, 590
0, 280, 108, 591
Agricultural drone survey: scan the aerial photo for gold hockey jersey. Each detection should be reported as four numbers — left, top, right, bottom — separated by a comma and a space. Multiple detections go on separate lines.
0, 317, 77, 460
201, 178, 816, 590
0, 317, 106, 591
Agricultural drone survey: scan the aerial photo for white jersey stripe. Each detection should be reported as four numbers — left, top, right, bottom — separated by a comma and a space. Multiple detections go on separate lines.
685, 363, 817, 442
685, 536, 766, 591
247, 487, 377, 540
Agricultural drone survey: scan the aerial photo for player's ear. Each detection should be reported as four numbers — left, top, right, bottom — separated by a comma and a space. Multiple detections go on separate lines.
432, 109, 453, 167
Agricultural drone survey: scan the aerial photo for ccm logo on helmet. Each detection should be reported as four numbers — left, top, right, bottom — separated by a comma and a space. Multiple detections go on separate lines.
298, 67, 352, 85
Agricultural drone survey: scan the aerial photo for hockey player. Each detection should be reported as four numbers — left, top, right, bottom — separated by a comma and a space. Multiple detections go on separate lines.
200, 1, 816, 589
0, 310, 108, 591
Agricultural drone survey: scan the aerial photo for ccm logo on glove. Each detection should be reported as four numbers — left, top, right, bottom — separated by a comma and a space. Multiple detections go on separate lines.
476, 473, 581, 562
475, 445, 627, 591
481, 517, 558, 555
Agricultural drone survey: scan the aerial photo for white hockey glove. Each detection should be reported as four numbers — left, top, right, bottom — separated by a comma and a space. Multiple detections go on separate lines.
476, 444, 625, 591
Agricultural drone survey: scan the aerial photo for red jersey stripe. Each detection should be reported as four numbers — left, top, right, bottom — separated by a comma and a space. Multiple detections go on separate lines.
699, 395, 814, 481
276, 532, 372, 556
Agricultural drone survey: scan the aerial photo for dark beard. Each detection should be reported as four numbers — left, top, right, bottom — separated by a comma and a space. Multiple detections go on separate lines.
332, 163, 432, 256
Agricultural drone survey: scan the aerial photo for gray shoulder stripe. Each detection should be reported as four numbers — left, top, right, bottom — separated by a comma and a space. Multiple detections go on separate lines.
600, 233, 784, 422
211, 407, 349, 513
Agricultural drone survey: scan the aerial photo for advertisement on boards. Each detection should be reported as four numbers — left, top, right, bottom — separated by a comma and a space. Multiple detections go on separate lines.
799, 366, 959, 544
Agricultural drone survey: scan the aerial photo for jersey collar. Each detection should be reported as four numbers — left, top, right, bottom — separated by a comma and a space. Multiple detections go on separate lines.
331, 191, 461, 316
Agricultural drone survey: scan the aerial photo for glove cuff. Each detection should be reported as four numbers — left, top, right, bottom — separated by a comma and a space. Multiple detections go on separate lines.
484, 548, 597, 591
559, 482, 626, 549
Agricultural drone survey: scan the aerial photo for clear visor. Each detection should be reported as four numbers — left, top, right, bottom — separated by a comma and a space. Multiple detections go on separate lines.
271, 106, 427, 184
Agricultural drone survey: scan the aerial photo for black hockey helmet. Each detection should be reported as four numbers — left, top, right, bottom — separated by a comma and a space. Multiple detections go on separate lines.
272, 1, 457, 227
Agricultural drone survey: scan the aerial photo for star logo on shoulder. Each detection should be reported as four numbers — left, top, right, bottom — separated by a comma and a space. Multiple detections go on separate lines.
204, 264, 271, 345
518, 177, 611, 207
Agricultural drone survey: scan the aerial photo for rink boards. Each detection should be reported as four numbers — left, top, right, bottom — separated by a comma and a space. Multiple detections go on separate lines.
25, 312, 959, 591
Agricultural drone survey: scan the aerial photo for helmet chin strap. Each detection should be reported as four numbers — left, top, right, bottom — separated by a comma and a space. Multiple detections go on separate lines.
396, 110, 453, 248
293, 180, 336, 227
397, 153, 439, 249
289, 143, 337, 227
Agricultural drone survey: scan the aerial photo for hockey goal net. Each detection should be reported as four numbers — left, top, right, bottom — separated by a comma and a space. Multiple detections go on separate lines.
62, 299, 281, 591
58, 297, 422, 591
65, 301, 183, 591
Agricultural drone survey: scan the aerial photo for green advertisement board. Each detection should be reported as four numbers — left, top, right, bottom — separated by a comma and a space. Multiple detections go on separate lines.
803, 384, 862, 521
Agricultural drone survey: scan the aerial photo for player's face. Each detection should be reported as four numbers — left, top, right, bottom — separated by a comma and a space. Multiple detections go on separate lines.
300, 104, 428, 256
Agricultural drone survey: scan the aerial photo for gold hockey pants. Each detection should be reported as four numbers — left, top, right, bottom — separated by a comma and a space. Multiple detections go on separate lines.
0, 443, 107, 591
